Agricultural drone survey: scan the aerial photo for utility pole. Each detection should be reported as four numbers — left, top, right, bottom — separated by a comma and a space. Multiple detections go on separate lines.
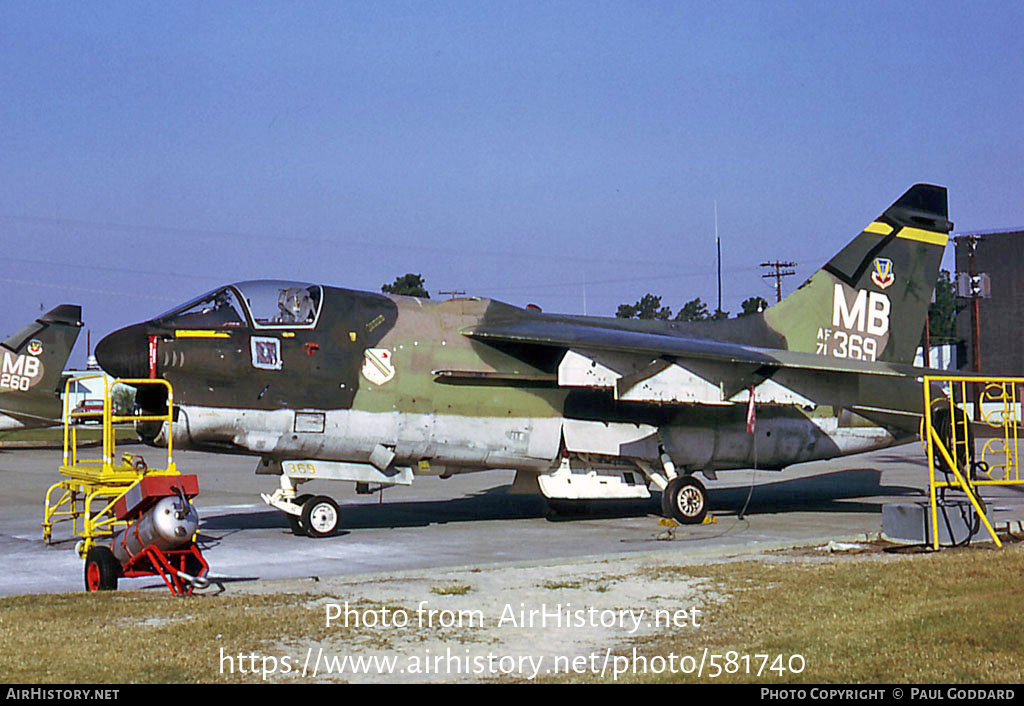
760, 260, 797, 303
923, 313, 931, 368
969, 237, 983, 423
955, 235, 990, 420
715, 201, 722, 315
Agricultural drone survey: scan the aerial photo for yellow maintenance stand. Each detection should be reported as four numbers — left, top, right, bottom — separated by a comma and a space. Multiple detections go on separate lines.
42, 376, 177, 558
923, 375, 1024, 550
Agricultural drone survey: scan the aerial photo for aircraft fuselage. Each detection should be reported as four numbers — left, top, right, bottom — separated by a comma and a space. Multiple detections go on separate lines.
97, 283, 910, 476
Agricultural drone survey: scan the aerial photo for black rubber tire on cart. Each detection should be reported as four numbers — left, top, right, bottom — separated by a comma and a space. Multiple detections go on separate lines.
300, 495, 340, 538
84, 546, 121, 592
661, 476, 708, 525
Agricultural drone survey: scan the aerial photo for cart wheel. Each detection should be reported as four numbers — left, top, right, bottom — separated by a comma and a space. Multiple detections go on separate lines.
300, 495, 340, 538
84, 546, 120, 592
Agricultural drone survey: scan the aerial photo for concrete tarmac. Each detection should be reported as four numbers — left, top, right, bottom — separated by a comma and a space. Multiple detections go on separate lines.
0, 441, 953, 596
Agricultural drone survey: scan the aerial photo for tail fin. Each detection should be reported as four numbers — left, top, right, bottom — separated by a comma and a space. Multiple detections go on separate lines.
0, 305, 83, 426
762, 184, 952, 365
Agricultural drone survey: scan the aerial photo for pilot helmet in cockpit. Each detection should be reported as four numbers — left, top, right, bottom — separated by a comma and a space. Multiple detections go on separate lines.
276, 287, 316, 324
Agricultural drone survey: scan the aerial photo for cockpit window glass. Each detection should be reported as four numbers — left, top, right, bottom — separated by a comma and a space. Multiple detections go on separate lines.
155, 287, 246, 328
232, 281, 322, 328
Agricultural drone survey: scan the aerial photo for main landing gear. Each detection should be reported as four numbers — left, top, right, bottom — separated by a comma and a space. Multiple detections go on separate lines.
634, 450, 710, 526
661, 475, 708, 525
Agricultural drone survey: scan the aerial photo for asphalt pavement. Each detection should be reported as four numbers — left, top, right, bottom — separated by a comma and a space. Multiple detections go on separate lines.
0, 442, 952, 596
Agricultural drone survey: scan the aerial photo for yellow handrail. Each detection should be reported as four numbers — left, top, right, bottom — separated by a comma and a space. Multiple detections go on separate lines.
46, 376, 177, 556
923, 374, 1024, 550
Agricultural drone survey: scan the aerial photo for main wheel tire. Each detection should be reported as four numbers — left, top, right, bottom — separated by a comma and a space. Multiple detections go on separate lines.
662, 476, 708, 525
300, 495, 340, 538
84, 546, 120, 592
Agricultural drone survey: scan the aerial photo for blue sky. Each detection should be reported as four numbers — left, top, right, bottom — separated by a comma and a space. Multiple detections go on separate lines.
1, 1, 1022, 364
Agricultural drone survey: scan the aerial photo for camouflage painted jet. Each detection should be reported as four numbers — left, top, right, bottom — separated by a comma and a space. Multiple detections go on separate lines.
95, 184, 951, 537
0, 305, 83, 431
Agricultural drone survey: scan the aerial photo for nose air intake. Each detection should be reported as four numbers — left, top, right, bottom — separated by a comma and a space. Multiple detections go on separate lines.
94, 323, 153, 379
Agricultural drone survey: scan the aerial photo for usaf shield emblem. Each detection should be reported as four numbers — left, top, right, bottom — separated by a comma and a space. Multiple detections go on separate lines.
871, 258, 894, 290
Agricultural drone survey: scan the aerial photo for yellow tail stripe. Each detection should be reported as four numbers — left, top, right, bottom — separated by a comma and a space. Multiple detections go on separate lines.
896, 226, 948, 247
864, 221, 893, 236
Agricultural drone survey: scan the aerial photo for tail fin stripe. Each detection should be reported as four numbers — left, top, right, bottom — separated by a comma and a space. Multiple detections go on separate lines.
896, 227, 948, 247
865, 221, 894, 236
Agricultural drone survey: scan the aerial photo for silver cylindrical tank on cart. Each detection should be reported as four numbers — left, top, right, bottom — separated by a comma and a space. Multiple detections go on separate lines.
111, 495, 200, 565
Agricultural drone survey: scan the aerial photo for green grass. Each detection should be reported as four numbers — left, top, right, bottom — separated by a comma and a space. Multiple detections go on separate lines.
539, 580, 582, 590
429, 583, 473, 596
3, 543, 1022, 684
0, 592, 350, 683
606, 542, 1024, 683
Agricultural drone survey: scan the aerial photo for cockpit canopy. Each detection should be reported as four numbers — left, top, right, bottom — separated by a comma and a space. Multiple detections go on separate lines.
156, 280, 323, 329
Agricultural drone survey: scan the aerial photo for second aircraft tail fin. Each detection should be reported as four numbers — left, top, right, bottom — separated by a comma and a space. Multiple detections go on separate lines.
0, 305, 83, 418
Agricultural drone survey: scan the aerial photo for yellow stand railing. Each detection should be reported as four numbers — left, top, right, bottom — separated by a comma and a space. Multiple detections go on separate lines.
923, 375, 1024, 550
42, 376, 176, 558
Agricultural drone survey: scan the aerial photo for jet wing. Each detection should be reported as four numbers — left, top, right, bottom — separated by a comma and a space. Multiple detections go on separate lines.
462, 318, 910, 378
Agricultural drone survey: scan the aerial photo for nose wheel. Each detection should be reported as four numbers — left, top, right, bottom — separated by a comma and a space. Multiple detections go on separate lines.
299, 495, 340, 538
262, 478, 341, 538
662, 476, 708, 525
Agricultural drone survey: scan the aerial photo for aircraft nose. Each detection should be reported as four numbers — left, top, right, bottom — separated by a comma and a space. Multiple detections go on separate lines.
94, 323, 152, 379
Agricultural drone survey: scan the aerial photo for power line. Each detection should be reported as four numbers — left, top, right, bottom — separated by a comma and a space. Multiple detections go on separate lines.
0, 213, 702, 271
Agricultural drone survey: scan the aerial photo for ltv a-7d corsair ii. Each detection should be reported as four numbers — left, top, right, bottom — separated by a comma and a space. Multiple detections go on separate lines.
0, 305, 83, 432
95, 185, 951, 537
